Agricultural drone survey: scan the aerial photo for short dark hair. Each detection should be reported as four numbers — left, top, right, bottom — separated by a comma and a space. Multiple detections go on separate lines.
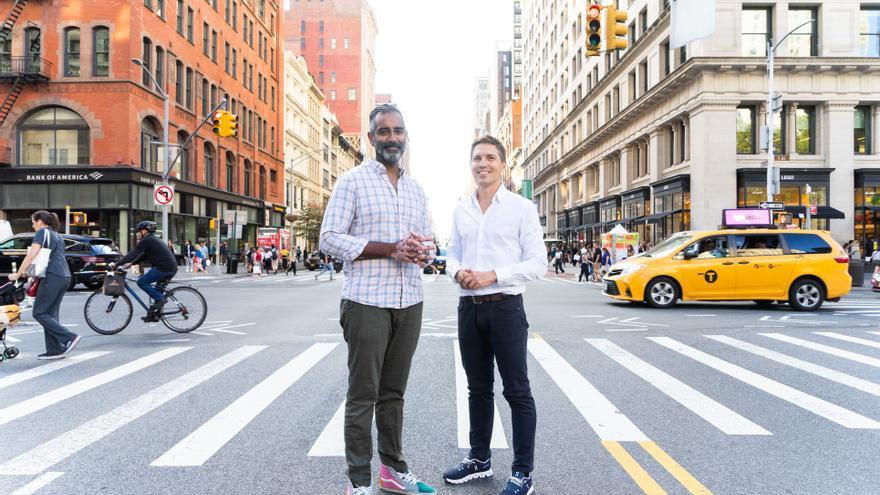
31, 210, 60, 230
470, 135, 506, 164
368, 103, 405, 134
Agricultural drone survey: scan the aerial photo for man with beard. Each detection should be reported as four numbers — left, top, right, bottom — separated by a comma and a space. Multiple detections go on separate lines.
443, 136, 544, 495
320, 104, 437, 495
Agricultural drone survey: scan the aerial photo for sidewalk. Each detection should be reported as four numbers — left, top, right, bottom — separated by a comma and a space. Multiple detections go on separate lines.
174, 260, 306, 280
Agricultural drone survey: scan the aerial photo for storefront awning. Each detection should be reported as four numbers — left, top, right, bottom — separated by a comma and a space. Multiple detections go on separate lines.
782, 206, 845, 219
623, 215, 647, 225
646, 209, 684, 224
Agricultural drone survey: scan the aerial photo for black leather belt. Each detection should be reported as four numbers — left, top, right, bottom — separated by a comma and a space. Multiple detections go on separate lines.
460, 293, 517, 304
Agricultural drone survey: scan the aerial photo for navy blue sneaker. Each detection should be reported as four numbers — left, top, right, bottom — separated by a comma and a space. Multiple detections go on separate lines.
499, 472, 534, 495
442, 457, 493, 484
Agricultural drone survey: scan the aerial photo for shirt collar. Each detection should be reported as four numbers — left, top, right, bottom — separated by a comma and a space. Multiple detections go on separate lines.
470, 183, 509, 207
367, 159, 404, 177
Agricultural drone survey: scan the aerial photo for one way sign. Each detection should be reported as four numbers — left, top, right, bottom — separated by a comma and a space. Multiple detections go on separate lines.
759, 201, 784, 210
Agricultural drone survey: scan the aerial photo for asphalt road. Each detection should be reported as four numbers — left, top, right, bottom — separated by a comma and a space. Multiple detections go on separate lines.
1, 266, 879, 495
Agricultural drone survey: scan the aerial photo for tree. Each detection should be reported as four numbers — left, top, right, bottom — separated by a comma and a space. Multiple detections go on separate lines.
293, 201, 325, 252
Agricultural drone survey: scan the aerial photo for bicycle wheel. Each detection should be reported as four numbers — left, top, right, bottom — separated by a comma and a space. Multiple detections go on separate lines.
84, 291, 133, 335
161, 286, 207, 333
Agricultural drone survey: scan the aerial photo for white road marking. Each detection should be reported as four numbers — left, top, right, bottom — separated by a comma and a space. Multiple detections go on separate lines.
313, 333, 342, 338
604, 328, 648, 332
191, 332, 214, 336
0, 347, 190, 426
686, 314, 717, 317
151, 339, 191, 343
707, 335, 880, 398
454, 341, 508, 449
814, 332, 880, 350
9, 472, 64, 495
151, 343, 337, 466
759, 333, 880, 368
421, 332, 457, 338
568, 315, 605, 318
0, 346, 265, 475
0, 351, 111, 390
759, 315, 823, 325
528, 338, 648, 441
307, 400, 346, 457
204, 320, 233, 324
4, 334, 21, 342
586, 338, 769, 435
649, 337, 880, 429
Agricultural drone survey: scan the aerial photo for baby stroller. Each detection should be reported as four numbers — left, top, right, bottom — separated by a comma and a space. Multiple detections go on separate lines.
0, 280, 25, 362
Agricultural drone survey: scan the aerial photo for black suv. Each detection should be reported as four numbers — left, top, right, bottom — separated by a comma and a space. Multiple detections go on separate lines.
0, 234, 122, 290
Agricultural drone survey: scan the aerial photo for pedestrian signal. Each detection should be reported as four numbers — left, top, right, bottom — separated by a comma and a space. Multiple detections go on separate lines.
601, 4, 628, 52
70, 212, 88, 226
585, 3, 602, 57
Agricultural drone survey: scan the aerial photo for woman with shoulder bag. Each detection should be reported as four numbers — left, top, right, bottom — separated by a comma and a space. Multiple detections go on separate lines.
8, 211, 80, 360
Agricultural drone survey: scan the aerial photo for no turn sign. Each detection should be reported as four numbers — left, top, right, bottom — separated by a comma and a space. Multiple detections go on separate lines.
153, 184, 175, 206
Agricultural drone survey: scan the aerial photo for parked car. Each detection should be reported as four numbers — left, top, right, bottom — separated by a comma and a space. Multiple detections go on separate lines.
305, 254, 343, 272
424, 247, 447, 274
0, 234, 122, 290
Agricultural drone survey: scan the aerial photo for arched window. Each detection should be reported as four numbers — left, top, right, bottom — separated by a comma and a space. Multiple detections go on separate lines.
63, 27, 80, 77
226, 151, 236, 193
243, 160, 252, 196
142, 37, 152, 87
204, 142, 214, 187
24, 27, 40, 73
140, 117, 161, 172
259, 165, 266, 200
177, 130, 190, 180
17, 106, 89, 165
154, 46, 164, 88
93, 27, 109, 77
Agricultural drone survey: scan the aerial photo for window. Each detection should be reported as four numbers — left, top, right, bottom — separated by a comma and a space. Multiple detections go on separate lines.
93, 27, 109, 76
319, 37, 324, 49
211, 30, 217, 62
224, 42, 230, 72
330, 71, 336, 83
855, 105, 872, 154
203, 22, 209, 55
225, 0, 230, 23
319, 20, 324, 33
244, 161, 252, 196
17, 106, 90, 166
177, 130, 190, 180
141, 37, 152, 86
186, 7, 194, 42
140, 117, 160, 172
204, 143, 215, 187
185, 67, 193, 109
660, 39, 670, 77
154, 46, 164, 88
258, 0, 264, 18
0, 37, 10, 73
347, 88, 356, 101
736, 106, 755, 154
860, 7, 880, 56
176, 0, 183, 33
684, 236, 731, 259
226, 152, 236, 193
319, 54, 324, 67
175, 60, 183, 103
259, 166, 266, 199
232, 1, 238, 31
771, 111, 784, 154
734, 234, 784, 257
300, 20, 305, 33
331, 37, 336, 49
156, 0, 164, 17
232, 48, 237, 78
319, 71, 323, 84
783, 233, 831, 254
742, 6, 771, 56
63, 27, 80, 77
330, 90, 336, 100
344, 37, 349, 49
201, 78, 208, 116
300, 38, 305, 50
145, 0, 152, 9
24, 26, 41, 73
795, 106, 815, 154
243, 15, 248, 42
788, 7, 817, 56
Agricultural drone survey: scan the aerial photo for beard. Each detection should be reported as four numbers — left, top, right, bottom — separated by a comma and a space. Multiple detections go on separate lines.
375, 140, 405, 166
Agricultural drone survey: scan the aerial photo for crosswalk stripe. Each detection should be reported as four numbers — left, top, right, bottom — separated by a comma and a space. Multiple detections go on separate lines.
4, 334, 21, 342
0, 351, 111, 390
649, 337, 880, 429
528, 338, 648, 441
9, 472, 64, 495
151, 343, 338, 466
814, 332, 880, 350
586, 339, 769, 435
0, 346, 265, 475
0, 347, 190, 426
307, 400, 346, 457
453, 341, 509, 449
759, 333, 880, 368
708, 335, 880, 397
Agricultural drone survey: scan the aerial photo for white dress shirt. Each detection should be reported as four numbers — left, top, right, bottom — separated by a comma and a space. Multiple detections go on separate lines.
447, 185, 547, 296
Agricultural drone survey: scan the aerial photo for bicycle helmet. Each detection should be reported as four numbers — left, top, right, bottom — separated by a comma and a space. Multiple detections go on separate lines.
136, 220, 157, 234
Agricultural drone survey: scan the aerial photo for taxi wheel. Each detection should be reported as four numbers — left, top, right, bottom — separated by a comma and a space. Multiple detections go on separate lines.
789, 278, 825, 311
645, 277, 679, 309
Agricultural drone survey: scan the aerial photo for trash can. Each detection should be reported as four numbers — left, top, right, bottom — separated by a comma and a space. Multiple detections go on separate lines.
848, 260, 864, 287
226, 254, 239, 274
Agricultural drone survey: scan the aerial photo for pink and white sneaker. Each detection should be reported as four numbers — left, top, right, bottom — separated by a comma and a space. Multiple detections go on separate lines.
378, 464, 436, 494
345, 479, 373, 495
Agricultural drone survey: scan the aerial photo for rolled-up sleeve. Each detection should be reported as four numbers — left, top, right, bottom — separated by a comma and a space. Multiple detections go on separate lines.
446, 208, 463, 285
494, 202, 547, 287
319, 174, 368, 262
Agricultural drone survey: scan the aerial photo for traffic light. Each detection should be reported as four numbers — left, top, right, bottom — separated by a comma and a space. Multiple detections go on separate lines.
224, 112, 238, 138
601, 4, 628, 52
212, 111, 224, 136
585, 3, 602, 57
70, 212, 87, 226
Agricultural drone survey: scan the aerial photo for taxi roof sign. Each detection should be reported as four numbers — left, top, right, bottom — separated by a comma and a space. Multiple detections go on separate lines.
722, 208, 773, 228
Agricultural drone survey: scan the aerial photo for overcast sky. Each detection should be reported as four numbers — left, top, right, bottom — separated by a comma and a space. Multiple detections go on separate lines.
371, 0, 514, 242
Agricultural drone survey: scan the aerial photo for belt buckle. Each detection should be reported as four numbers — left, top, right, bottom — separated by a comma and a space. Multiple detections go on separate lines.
470, 296, 483, 305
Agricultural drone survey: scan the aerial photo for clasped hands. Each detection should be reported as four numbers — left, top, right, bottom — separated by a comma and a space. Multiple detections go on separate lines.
455, 268, 497, 290
391, 232, 435, 268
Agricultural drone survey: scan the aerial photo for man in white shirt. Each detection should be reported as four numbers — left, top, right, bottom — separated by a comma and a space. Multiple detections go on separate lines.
442, 136, 545, 495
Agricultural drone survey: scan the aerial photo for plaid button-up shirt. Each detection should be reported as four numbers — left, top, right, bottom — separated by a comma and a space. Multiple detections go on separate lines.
319, 159, 432, 309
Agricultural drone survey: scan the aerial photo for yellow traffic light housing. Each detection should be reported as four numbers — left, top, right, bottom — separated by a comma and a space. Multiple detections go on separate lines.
585, 3, 602, 57
212, 111, 224, 136
601, 4, 628, 52
70, 212, 88, 226
224, 112, 238, 138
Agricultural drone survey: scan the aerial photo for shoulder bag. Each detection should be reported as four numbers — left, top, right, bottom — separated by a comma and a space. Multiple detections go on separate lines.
25, 228, 53, 279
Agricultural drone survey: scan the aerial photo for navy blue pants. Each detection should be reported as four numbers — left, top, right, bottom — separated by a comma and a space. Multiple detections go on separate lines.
458, 294, 536, 474
137, 269, 175, 303
33, 274, 77, 355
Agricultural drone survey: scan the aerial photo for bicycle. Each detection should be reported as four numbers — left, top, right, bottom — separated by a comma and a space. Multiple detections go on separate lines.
83, 268, 207, 335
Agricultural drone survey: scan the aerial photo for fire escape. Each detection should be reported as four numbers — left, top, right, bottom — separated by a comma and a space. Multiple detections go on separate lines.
0, 0, 50, 165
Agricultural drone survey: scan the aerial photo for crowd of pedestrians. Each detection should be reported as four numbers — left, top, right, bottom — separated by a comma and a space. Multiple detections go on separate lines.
547, 240, 652, 283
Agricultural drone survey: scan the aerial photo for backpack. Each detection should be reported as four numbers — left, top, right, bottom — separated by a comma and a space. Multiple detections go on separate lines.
272, 249, 278, 260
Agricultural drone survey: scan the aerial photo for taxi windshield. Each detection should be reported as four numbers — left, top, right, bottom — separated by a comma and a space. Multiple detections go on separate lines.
644, 233, 694, 258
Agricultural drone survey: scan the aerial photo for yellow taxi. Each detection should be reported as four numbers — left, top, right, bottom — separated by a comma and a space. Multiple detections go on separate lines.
603, 229, 851, 311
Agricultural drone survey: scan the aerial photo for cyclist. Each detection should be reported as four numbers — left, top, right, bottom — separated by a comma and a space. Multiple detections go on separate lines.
110, 221, 178, 321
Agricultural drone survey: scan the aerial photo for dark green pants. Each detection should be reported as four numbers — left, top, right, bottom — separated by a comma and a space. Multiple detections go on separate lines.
340, 299, 423, 487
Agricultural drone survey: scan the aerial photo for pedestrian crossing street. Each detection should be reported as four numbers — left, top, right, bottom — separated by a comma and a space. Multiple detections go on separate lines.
1, 329, 880, 493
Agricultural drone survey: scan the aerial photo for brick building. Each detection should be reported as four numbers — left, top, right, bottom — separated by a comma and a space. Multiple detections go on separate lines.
282, 0, 376, 152
0, 0, 284, 253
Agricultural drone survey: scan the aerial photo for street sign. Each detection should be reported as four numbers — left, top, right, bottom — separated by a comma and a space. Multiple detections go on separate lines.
153, 184, 174, 206
810, 206, 817, 215
223, 210, 248, 225
759, 201, 784, 210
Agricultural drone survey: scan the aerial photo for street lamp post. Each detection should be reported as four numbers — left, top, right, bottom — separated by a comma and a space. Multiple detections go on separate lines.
131, 58, 172, 244
765, 19, 816, 204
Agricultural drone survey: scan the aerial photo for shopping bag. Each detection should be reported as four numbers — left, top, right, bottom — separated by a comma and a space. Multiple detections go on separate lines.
103, 272, 126, 297
25, 228, 52, 278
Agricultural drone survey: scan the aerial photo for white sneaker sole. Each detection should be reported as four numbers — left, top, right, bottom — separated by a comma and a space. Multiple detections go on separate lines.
444, 468, 493, 484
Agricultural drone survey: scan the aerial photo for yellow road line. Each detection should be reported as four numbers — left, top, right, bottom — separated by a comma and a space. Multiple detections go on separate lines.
602, 441, 667, 495
640, 441, 713, 495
